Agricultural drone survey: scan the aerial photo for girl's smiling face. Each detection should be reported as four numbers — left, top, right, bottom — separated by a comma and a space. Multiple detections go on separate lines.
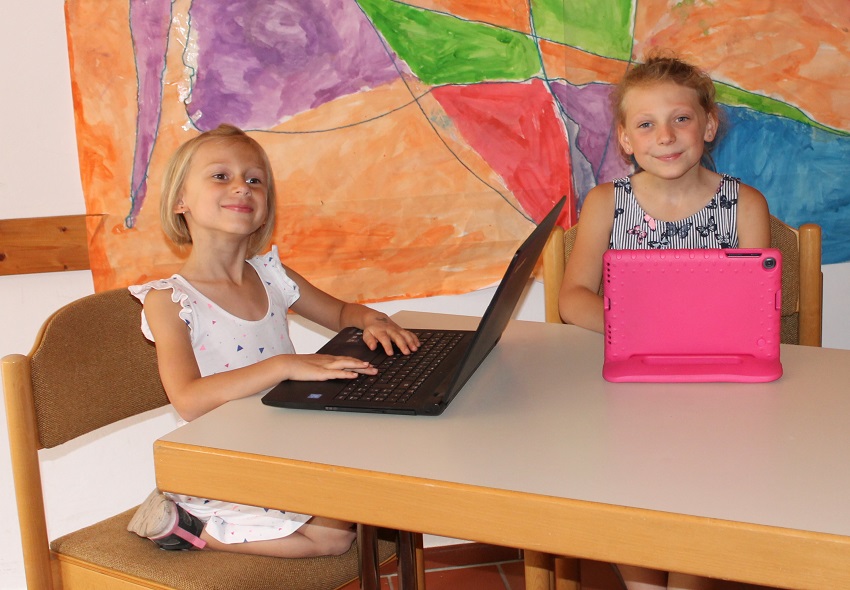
617, 81, 718, 180
176, 139, 270, 240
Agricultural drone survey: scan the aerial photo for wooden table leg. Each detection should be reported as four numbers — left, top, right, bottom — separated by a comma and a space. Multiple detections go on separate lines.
554, 556, 580, 590
415, 532, 426, 590
525, 550, 554, 590
357, 524, 380, 590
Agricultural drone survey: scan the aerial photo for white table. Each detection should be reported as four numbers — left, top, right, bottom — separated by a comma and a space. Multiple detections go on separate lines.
155, 312, 850, 589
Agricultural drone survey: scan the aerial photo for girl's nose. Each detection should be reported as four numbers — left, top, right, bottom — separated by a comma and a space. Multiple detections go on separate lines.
657, 125, 675, 144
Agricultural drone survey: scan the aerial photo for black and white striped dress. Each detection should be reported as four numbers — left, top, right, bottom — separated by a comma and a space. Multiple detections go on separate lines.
609, 174, 740, 250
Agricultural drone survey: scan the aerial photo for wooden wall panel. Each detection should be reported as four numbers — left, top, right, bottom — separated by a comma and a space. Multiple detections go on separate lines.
0, 215, 90, 276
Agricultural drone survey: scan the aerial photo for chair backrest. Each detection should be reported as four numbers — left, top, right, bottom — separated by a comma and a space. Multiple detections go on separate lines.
769, 216, 823, 346
23, 288, 168, 448
542, 215, 823, 346
3, 288, 167, 589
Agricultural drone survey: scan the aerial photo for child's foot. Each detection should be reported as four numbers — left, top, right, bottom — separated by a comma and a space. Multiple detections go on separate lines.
127, 489, 207, 550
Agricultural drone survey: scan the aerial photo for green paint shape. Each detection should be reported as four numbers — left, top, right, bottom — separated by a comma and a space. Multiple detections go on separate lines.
531, 0, 633, 61
357, 0, 540, 85
716, 83, 848, 136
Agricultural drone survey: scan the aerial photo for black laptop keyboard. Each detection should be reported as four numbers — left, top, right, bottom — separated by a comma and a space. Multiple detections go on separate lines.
334, 331, 465, 404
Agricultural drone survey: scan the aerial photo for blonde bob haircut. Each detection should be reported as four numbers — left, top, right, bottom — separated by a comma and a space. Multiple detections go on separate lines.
160, 124, 277, 258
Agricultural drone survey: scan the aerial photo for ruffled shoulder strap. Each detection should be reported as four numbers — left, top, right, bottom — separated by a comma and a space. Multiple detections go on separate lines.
128, 277, 196, 342
249, 245, 300, 309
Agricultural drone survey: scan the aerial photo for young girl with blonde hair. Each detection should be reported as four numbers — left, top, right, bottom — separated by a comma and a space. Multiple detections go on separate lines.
127, 124, 419, 558
560, 51, 770, 335
560, 52, 771, 590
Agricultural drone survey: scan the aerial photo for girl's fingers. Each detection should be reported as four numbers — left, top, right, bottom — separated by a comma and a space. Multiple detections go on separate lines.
362, 327, 420, 355
328, 356, 374, 371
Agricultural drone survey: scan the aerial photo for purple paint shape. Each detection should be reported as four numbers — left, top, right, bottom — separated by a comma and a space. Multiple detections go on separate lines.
126, 0, 171, 226
186, 0, 406, 130
550, 81, 630, 193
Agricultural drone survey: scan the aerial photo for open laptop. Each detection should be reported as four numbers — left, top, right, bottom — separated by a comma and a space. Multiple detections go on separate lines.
602, 248, 783, 383
262, 197, 565, 415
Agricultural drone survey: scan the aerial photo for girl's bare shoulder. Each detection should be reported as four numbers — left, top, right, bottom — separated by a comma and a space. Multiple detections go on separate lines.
579, 182, 616, 221
585, 181, 616, 205
736, 181, 771, 247
737, 181, 768, 204
142, 287, 184, 324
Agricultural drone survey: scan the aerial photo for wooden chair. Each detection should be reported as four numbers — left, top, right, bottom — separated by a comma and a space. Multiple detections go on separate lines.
534, 215, 823, 589
542, 215, 823, 346
3, 288, 398, 590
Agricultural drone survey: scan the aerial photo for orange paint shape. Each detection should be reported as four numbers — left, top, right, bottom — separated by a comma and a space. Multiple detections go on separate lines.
539, 40, 629, 86
271, 84, 533, 301
402, 0, 532, 34
634, 0, 850, 131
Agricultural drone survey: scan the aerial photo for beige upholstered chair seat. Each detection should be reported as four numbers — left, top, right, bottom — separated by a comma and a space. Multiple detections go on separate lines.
51, 508, 394, 590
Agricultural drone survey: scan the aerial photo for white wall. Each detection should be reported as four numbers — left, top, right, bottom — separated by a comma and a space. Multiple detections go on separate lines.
1, 2, 849, 588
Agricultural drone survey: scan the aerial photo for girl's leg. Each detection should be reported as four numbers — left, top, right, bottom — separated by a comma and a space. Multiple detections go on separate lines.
200, 516, 356, 558
616, 564, 667, 590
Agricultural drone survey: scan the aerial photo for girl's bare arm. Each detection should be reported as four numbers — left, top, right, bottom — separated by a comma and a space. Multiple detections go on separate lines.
143, 289, 373, 421
558, 184, 615, 333
736, 183, 771, 248
286, 267, 419, 355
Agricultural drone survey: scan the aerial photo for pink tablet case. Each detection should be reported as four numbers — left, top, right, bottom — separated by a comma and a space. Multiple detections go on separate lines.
602, 249, 783, 383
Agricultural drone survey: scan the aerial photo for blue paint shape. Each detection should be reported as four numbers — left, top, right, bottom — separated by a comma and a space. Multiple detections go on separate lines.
714, 105, 850, 264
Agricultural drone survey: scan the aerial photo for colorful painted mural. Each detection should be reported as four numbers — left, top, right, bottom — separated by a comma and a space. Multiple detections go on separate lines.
66, 0, 850, 302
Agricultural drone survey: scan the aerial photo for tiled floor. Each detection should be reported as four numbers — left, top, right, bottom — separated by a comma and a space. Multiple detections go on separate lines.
337, 543, 779, 590
336, 543, 630, 590
337, 542, 526, 590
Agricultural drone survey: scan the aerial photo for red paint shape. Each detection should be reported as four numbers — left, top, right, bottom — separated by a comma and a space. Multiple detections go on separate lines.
433, 79, 575, 226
